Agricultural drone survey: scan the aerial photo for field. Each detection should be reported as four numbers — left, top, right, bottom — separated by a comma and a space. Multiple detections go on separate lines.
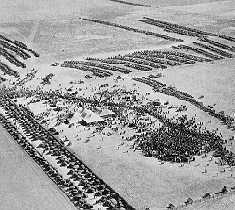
0, 0, 235, 210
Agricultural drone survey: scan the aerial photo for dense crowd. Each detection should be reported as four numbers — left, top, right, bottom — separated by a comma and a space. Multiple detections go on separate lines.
133, 77, 235, 129
41, 73, 55, 85
199, 37, 235, 52
82, 18, 184, 42
3, 84, 234, 167
109, 0, 150, 7
0, 34, 40, 77
0, 40, 31, 60
61, 45, 230, 77
140, 17, 215, 37
0, 47, 26, 68
15, 68, 38, 86
140, 17, 235, 45
0, 94, 134, 209
0, 61, 20, 78
193, 41, 233, 58
175, 44, 223, 60
167, 185, 235, 209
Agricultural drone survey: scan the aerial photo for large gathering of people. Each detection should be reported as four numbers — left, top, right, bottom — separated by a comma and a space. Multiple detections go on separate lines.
0, 61, 20, 78
0, 34, 39, 77
176, 44, 224, 60
0, 94, 134, 210
167, 185, 235, 209
82, 18, 184, 42
15, 68, 38, 86
199, 37, 235, 52
3, 83, 234, 168
140, 17, 215, 37
109, 0, 150, 7
0, 47, 26, 68
193, 41, 233, 58
133, 77, 235, 130
0, 40, 31, 60
0, 19, 234, 209
140, 17, 235, 46
61, 37, 234, 78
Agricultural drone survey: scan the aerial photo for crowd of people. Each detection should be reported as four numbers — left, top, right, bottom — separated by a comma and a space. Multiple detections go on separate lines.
193, 41, 233, 58
1, 79, 235, 209
167, 185, 235, 209
82, 18, 183, 42
61, 61, 113, 78
176, 44, 224, 60
13, 40, 40, 57
62, 60, 131, 74
140, 17, 215, 37
3, 82, 234, 167
109, 0, 150, 7
0, 76, 6, 83
133, 77, 235, 130
0, 94, 134, 210
0, 33, 40, 78
140, 16, 235, 47
0, 47, 26, 68
199, 37, 235, 52
15, 68, 38, 86
61, 44, 228, 77
41, 73, 55, 85
109, 55, 166, 69
0, 40, 31, 60
0, 60, 20, 78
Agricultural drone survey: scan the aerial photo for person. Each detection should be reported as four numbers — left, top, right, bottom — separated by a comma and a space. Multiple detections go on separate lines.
166, 203, 175, 209
221, 186, 228, 194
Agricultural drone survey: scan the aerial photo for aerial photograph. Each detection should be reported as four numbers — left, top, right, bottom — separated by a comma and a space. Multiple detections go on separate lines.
0, 0, 234, 209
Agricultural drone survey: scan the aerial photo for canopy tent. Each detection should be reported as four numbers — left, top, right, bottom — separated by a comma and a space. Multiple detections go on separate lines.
71, 108, 104, 124
98, 108, 115, 118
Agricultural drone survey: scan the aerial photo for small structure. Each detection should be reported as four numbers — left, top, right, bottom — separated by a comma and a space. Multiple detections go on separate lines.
98, 108, 115, 118
71, 108, 104, 125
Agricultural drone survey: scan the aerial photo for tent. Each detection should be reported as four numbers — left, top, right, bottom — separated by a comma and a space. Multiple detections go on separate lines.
98, 108, 115, 118
71, 108, 104, 124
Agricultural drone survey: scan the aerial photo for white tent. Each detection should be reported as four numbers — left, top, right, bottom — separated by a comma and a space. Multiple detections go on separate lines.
98, 108, 115, 117
71, 108, 104, 124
